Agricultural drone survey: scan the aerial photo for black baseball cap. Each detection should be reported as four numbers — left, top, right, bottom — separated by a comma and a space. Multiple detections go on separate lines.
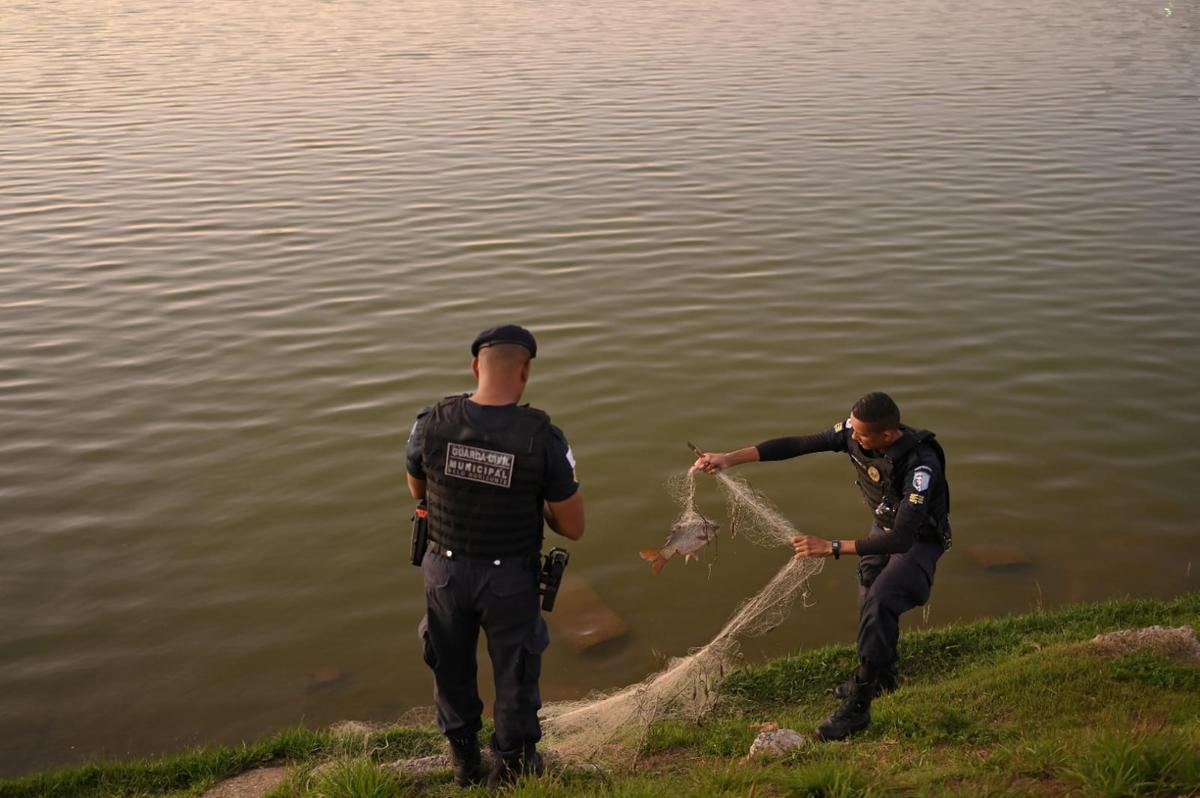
470, 324, 537, 358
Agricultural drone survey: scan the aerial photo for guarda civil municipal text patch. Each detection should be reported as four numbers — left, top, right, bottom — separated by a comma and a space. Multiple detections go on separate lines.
445, 443, 515, 488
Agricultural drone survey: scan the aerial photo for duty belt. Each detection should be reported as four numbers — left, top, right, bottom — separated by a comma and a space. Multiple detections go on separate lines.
426, 540, 539, 569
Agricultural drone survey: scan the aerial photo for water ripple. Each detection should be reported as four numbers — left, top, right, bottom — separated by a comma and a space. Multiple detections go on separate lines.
2, 0, 1199, 777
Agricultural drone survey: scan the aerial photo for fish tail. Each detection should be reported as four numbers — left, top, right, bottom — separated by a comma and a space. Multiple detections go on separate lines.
640, 548, 670, 574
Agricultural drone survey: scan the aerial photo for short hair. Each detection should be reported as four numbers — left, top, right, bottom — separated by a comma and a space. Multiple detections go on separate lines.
478, 343, 532, 370
852, 392, 900, 429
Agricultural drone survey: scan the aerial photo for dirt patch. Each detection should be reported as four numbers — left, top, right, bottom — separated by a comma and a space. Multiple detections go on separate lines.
872, 740, 899, 764
381, 747, 597, 782
1090, 625, 1200, 662
201, 767, 287, 798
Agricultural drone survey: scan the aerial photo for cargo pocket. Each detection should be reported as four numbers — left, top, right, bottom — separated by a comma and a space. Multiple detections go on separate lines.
417, 615, 438, 669
858, 554, 888, 589
913, 540, 943, 588
517, 616, 550, 694
911, 571, 933, 607
422, 553, 452, 594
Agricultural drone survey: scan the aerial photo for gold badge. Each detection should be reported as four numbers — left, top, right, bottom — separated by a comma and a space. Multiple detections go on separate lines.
867, 466, 881, 483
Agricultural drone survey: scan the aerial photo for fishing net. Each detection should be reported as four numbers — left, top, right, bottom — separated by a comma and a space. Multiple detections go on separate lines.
541, 470, 824, 760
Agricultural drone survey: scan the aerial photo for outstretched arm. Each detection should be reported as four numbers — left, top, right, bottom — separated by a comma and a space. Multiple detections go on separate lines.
693, 426, 844, 474
692, 446, 761, 474
792, 535, 859, 559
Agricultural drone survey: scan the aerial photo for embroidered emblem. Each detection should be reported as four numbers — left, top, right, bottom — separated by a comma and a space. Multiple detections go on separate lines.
867, 465, 881, 483
445, 443, 515, 488
908, 493, 925, 505
912, 466, 933, 493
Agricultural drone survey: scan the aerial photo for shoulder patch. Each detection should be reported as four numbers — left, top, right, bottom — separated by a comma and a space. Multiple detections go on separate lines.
549, 425, 577, 481
834, 416, 852, 433
912, 465, 933, 493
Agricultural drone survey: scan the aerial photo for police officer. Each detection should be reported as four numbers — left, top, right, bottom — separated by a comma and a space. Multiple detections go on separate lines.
405, 324, 585, 787
692, 392, 950, 741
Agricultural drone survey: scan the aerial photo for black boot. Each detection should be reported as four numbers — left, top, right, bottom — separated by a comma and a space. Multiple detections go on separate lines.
447, 734, 482, 787
816, 677, 874, 741
521, 743, 545, 777
486, 753, 517, 790
834, 668, 897, 699
485, 743, 543, 789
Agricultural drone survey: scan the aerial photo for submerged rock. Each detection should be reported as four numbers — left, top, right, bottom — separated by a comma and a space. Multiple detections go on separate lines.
966, 543, 1032, 570
306, 665, 349, 693
547, 573, 629, 652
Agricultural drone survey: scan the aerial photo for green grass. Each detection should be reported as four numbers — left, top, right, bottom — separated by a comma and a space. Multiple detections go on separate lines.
300, 758, 407, 798
0, 726, 444, 798
4, 594, 1199, 798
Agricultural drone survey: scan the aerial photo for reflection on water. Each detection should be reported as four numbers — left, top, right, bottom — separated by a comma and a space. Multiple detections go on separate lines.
1, 0, 1198, 777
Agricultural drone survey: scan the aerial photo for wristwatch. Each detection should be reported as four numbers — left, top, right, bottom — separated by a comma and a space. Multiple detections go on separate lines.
831, 539, 841, 560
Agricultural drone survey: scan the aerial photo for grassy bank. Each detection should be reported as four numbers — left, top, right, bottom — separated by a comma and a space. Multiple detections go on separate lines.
4, 594, 1199, 798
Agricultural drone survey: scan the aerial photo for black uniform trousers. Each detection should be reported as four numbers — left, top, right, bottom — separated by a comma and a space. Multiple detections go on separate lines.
417, 550, 549, 756
856, 524, 943, 676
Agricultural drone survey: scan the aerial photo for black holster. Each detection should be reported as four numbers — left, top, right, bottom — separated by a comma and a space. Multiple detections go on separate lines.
538, 548, 569, 611
410, 501, 429, 567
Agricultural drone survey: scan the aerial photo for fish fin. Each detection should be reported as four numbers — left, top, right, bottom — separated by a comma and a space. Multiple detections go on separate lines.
650, 556, 667, 575
639, 548, 661, 562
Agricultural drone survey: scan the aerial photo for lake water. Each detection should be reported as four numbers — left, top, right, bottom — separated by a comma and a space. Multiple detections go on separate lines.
2, 0, 1198, 777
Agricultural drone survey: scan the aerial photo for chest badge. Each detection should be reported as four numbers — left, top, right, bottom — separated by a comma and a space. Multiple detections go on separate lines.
867, 466, 881, 483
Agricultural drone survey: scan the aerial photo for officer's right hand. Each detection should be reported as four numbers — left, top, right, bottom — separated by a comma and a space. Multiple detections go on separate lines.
691, 452, 731, 475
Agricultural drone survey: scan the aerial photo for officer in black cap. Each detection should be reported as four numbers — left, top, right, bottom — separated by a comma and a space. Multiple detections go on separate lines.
692, 392, 950, 741
405, 324, 585, 788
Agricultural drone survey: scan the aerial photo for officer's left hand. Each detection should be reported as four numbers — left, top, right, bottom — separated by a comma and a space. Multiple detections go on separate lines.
791, 535, 832, 560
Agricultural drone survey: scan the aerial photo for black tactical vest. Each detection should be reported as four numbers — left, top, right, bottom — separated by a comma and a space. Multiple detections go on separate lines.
847, 426, 950, 542
421, 395, 549, 559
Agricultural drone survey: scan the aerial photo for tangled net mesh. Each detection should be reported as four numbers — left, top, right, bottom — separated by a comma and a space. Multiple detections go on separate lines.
541, 470, 823, 760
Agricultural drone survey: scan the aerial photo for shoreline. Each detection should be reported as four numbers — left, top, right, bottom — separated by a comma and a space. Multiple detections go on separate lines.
4, 593, 1198, 797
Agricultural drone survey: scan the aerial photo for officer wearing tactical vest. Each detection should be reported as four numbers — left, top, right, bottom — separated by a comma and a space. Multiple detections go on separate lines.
405, 324, 585, 788
691, 392, 950, 741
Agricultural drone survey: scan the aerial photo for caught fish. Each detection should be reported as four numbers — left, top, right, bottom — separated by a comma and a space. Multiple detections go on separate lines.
639, 514, 720, 575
